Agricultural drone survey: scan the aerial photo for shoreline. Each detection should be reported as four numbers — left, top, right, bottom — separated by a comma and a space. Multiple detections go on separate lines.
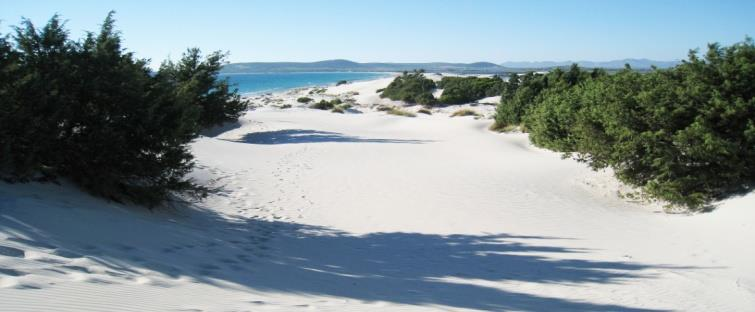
225, 72, 396, 97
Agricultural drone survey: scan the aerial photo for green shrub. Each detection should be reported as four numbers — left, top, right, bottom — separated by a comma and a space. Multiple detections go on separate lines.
437, 76, 503, 104
0, 13, 247, 206
310, 98, 342, 110
418, 108, 432, 115
336, 80, 348, 86
379, 70, 437, 105
494, 64, 596, 129
308, 87, 326, 95
521, 39, 755, 209
297, 97, 313, 103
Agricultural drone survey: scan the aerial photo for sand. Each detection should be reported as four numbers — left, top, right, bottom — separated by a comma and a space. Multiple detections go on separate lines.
1, 76, 754, 311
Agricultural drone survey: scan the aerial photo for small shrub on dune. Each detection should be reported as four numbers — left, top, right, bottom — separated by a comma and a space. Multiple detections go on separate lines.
310, 98, 342, 110
386, 107, 416, 117
489, 123, 519, 132
450, 109, 481, 118
310, 100, 333, 110
418, 108, 432, 115
297, 97, 313, 103
308, 88, 326, 95
331, 107, 345, 114
336, 80, 348, 86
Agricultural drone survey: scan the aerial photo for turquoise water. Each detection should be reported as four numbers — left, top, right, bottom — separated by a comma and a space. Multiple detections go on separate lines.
220, 72, 389, 95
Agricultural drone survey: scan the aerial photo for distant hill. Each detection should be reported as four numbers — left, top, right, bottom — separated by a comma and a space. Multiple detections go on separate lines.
221, 58, 682, 74
221, 59, 509, 74
501, 59, 680, 70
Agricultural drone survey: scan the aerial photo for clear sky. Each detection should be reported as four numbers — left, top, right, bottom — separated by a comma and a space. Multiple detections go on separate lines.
2, 0, 754, 66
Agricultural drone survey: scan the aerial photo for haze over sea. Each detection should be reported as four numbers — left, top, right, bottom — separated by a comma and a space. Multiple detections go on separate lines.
221, 72, 389, 95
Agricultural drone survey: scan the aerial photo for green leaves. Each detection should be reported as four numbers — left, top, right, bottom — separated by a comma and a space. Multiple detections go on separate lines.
0, 13, 244, 207
513, 40, 755, 209
379, 70, 437, 105
160, 49, 247, 128
437, 76, 503, 104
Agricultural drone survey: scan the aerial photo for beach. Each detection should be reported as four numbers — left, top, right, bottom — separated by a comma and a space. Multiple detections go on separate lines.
1, 75, 755, 311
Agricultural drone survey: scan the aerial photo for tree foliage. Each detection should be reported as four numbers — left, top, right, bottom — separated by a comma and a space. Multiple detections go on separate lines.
494, 64, 598, 129
379, 70, 437, 105
0, 13, 247, 207
159, 48, 246, 128
500, 39, 755, 209
437, 76, 503, 104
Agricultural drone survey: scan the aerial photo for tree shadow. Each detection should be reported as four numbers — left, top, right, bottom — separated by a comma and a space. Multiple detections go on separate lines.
225, 129, 431, 145
0, 197, 690, 311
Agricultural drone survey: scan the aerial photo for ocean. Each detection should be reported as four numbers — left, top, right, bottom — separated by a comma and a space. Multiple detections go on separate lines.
220, 72, 390, 95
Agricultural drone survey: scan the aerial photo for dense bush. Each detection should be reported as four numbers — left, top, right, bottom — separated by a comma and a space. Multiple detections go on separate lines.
494, 64, 599, 129
379, 70, 437, 105
505, 39, 755, 209
437, 76, 503, 104
297, 96, 313, 103
0, 13, 246, 206
159, 48, 246, 128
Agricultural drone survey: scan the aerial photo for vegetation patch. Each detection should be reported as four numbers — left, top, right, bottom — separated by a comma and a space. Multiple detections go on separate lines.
386, 107, 416, 117
297, 97, 313, 103
308, 88, 326, 95
379, 70, 437, 105
450, 109, 481, 118
417, 108, 432, 115
493, 39, 755, 209
310, 98, 343, 110
0, 13, 247, 207
437, 76, 504, 104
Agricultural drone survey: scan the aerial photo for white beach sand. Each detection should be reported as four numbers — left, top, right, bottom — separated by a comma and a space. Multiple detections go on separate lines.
1, 76, 754, 311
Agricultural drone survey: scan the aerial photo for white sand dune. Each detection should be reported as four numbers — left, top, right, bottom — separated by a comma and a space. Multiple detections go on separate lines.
2, 88, 755, 311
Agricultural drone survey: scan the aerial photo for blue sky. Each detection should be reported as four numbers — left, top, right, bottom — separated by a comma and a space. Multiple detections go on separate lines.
2, 0, 754, 65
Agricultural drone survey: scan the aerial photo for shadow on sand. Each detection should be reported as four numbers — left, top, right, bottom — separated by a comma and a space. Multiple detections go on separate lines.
225, 129, 431, 145
0, 196, 691, 312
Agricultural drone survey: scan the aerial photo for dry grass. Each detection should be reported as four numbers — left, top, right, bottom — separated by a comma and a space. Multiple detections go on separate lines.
489, 122, 521, 132
450, 108, 481, 118
386, 107, 416, 117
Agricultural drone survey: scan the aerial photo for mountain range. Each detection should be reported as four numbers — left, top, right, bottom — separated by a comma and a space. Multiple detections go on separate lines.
221, 59, 680, 74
